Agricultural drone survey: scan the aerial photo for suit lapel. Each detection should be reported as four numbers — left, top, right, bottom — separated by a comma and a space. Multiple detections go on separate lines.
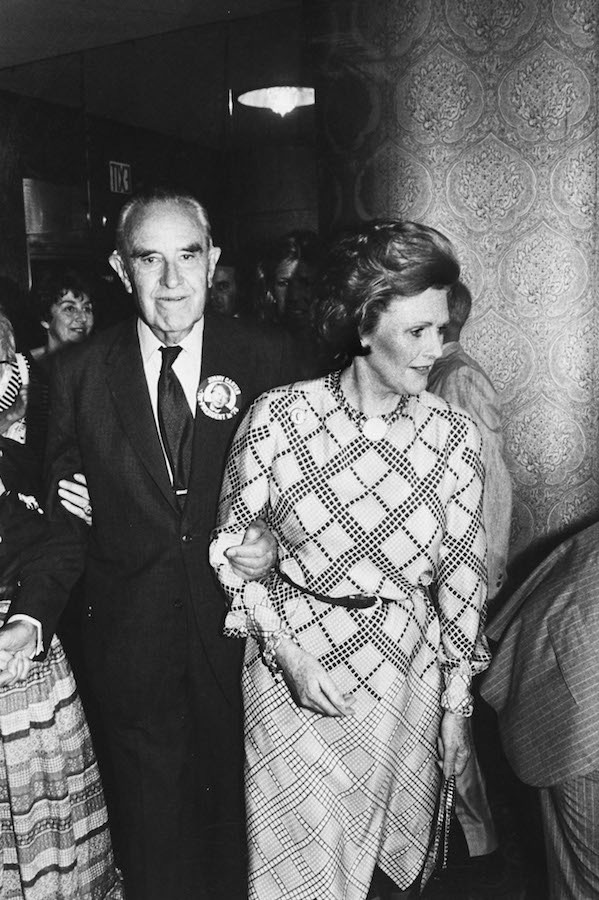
185, 316, 239, 517
105, 321, 178, 512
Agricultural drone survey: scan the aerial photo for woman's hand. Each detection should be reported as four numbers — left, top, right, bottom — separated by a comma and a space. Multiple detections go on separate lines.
0, 386, 27, 437
276, 639, 355, 718
58, 473, 92, 526
438, 710, 471, 777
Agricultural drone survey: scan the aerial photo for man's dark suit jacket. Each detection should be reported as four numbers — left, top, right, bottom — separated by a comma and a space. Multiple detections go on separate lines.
480, 521, 599, 787
13, 312, 298, 719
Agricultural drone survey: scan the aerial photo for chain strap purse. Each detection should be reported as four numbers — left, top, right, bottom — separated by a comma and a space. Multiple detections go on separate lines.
420, 773, 456, 887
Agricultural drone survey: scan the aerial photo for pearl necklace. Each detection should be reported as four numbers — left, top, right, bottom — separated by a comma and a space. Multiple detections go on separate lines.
329, 371, 409, 441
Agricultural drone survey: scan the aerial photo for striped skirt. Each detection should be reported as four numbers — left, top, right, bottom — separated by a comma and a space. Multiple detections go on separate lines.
0, 615, 122, 899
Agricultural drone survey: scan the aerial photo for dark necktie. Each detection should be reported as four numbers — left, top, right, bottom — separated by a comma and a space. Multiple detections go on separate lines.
158, 346, 194, 502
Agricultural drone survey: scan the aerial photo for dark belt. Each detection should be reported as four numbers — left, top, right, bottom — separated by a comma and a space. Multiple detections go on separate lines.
276, 566, 387, 610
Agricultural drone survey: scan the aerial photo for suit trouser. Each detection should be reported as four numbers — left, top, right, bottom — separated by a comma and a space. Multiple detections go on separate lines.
92, 648, 246, 900
455, 747, 498, 856
539, 769, 599, 900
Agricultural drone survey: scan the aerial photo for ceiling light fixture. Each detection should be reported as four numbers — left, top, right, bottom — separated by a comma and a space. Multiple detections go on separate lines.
237, 86, 315, 117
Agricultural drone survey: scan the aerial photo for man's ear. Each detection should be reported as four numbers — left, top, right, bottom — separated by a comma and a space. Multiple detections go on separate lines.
40, 319, 50, 333
207, 245, 221, 288
109, 250, 133, 294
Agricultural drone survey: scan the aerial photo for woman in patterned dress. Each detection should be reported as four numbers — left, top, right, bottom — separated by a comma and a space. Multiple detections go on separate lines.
0, 313, 121, 900
210, 221, 490, 900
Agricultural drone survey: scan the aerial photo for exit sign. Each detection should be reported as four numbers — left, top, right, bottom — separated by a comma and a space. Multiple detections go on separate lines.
109, 161, 132, 194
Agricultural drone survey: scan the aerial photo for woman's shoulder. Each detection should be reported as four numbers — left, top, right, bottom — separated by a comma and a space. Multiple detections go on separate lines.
256, 375, 329, 404
418, 389, 474, 420
416, 390, 482, 442
245, 376, 330, 425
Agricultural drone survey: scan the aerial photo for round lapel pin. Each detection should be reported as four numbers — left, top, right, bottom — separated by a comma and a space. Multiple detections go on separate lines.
197, 375, 241, 421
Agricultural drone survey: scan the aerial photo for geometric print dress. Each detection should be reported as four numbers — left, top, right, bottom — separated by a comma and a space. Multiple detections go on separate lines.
211, 371, 491, 899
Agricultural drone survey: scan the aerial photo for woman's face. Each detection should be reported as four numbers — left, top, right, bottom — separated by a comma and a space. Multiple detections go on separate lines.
43, 290, 94, 350
285, 261, 317, 327
272, 259, 298, 316
359, 288, 449, 397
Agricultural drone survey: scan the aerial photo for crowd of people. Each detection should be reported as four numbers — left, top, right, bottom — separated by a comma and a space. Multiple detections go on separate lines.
0, 185, 593, 900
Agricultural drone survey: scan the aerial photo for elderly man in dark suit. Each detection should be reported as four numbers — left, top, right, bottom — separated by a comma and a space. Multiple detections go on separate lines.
0, 186, 298, 900
480, 521, 599, 899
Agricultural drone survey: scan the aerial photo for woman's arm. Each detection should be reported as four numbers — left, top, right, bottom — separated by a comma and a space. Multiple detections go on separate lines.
436, 412, 491, 720
209, 393, 283, 641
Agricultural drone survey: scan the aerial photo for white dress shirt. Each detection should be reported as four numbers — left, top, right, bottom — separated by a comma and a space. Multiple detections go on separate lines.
137, 317, 204, 483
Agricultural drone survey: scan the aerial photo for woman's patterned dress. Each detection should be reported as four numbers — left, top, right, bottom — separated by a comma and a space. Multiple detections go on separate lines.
211, 372, 490, 900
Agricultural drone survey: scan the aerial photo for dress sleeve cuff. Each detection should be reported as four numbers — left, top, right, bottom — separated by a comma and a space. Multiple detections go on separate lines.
440, 658, 474, 717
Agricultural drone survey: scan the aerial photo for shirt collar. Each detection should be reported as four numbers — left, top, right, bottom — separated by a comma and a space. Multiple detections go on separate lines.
137, 316, 205, 364
441, 341, 461, 358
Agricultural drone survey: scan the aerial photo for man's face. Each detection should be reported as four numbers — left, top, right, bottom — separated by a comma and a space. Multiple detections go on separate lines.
110, 199, 220, 345
210, 265, 238, 316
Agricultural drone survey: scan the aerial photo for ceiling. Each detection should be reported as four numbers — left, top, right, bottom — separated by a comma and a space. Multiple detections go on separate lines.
0, 0, 308, 146
0, 0, 298, 68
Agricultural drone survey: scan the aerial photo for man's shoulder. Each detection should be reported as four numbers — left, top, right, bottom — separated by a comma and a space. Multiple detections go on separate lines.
204, 313, 288, 351
54, 318, 136, 370
203, 314, 302, 387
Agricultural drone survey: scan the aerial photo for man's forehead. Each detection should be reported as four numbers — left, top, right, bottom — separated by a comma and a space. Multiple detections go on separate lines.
124, 199, 209, 250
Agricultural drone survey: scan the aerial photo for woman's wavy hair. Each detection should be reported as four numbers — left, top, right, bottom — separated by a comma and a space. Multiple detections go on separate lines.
314, 220, 460, 369
35, 268, 93, 324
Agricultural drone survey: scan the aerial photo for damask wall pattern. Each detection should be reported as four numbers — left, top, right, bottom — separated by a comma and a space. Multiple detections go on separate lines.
308, 0, 599, 561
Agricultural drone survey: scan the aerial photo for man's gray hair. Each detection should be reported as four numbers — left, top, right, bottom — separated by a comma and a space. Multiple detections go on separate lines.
115, 186, 213, 256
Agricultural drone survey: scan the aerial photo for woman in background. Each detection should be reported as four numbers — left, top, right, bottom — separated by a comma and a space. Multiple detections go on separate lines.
211, 221, 490, 899
0, 312, 121, 899
251, 230, 322, 327
251, 231, 327, 376
27, 268, 94, 463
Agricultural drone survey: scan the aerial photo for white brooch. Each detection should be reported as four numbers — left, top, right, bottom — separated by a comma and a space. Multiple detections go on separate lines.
289, 405, 307, 426
197, 375, 241, 421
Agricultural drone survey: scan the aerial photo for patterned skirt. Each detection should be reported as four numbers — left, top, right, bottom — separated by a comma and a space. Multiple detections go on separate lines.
0, 611, 122, 900
243, 587, 443, 900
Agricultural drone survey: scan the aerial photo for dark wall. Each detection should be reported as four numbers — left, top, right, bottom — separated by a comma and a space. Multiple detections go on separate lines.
2, 94, 218, 265
0, 88, 223, 343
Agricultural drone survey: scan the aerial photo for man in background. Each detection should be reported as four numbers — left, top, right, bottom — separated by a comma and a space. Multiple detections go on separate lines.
428, 280, 512, 874
481, 519, 599, 899
209, 251, 242, 317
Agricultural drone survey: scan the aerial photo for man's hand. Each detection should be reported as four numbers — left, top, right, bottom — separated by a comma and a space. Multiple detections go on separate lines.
276, 639, 355, 718
225, 518, 277, 580
438, 710, 471, 777
58, 473, 92, 526
0, 621, 37, 686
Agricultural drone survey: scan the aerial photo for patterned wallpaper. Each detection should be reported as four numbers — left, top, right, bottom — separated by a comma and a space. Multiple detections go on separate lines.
308, 0, 599, 564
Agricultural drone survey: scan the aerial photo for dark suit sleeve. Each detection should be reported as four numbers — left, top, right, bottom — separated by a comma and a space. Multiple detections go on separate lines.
9, 352, 88, 647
